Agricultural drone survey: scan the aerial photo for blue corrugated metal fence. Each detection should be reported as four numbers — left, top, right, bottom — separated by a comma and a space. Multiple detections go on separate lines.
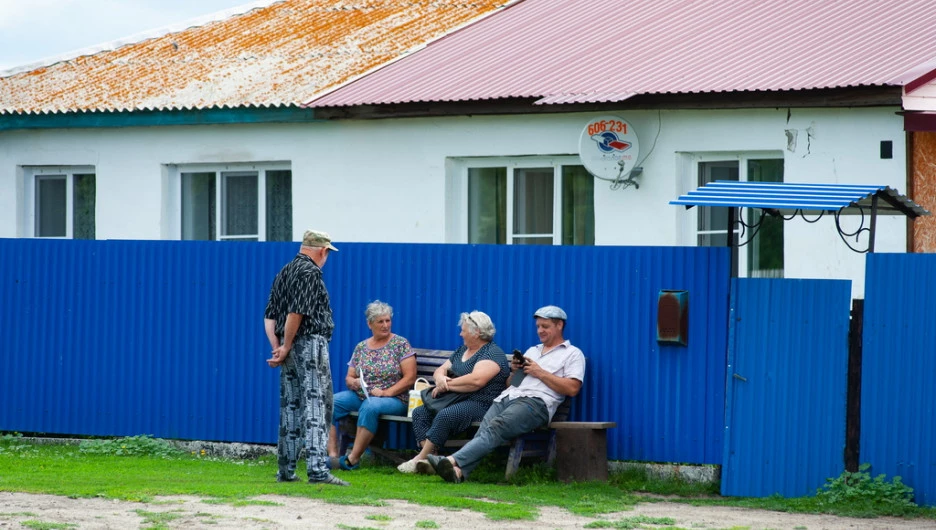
0, 239, 730, 464
4, 239, 932, 504
861, 253, 936, 506
2, 239, 284, 442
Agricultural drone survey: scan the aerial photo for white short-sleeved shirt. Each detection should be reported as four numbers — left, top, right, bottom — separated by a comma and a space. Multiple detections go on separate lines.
496, 340, 585, 420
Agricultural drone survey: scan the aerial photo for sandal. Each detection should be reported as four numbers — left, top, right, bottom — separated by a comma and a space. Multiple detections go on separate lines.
435, 457, 463, 484
426, 454, 445, 472
338, 455, 360, 471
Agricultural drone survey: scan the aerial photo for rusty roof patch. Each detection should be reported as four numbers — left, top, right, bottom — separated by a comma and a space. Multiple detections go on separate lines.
0, 0, 505, 115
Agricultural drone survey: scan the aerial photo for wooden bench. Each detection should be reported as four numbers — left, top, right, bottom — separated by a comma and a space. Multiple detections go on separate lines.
338, 348, 616, 481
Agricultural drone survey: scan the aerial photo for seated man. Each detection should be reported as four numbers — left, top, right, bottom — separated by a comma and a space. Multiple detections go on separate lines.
425, 305, 585, 483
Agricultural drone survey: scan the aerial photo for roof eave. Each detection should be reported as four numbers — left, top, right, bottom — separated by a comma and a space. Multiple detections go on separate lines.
0, 105, 322, 131
312, 86, 904, 121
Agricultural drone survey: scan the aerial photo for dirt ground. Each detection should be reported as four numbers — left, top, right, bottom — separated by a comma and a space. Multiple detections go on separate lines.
1, 492, 933, 530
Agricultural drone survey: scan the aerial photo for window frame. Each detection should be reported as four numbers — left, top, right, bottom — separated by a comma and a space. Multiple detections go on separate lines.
218, 170, 261, 242
167, 162, 291, 242
451, 156, 582, 245
22, 165, 95, 239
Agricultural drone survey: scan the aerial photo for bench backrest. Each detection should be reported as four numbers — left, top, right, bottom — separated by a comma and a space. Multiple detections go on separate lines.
552, 397, 572, 422
412, 348, 454, 385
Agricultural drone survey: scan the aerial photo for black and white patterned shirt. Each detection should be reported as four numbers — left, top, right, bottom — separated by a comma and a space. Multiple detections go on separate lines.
264, 253, 334, 341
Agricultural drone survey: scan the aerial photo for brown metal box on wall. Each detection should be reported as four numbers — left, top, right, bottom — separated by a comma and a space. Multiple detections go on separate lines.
657, 290, 688, 346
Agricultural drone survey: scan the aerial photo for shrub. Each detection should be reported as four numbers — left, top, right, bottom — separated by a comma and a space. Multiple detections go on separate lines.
0, 432, 36, 456
815, 463, 916, 516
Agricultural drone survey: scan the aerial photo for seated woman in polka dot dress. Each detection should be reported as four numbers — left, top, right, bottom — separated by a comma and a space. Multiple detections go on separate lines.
397, 311, 509, 474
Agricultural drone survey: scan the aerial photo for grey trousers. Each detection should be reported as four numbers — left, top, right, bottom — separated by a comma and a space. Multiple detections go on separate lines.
451, 396, 549, 478
277, 334, 333, 480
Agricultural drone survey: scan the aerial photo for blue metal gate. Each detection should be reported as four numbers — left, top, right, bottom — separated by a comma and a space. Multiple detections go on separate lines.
722, 278, 851, 497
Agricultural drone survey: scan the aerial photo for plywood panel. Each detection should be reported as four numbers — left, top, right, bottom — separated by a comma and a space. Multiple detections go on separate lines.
912, 132, 936, 252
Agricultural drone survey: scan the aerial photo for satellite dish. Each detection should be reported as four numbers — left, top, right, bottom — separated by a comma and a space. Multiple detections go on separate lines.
579, 116, 640, 187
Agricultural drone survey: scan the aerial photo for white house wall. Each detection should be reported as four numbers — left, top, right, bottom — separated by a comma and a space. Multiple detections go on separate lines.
0, 106, 908, 298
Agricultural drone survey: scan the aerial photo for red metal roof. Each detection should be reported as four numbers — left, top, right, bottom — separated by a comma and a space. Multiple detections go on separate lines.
310, 0, 936, 108
0, 0, 505, 115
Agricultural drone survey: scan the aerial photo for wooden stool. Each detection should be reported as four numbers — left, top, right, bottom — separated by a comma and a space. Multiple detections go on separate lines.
551, 421, 617, 482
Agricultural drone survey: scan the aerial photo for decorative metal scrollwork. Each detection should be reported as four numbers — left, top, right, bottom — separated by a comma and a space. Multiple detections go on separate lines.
834, 205, 872, 254
733, 205, 872, 253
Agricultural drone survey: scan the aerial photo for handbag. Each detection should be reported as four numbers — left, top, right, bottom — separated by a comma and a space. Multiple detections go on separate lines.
413, 377, 431, 392
420, 386, 471, 413
407, 378, 431, 417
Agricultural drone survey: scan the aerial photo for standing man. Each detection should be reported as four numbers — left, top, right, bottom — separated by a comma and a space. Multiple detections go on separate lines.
425, 305, 585, 483
264, 229, 348, 486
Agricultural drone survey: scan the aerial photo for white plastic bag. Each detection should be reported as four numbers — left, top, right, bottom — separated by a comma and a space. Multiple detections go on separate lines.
407, 377, 430, 417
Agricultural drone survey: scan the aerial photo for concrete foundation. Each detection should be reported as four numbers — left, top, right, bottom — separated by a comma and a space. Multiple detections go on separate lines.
610, 461, 721, 485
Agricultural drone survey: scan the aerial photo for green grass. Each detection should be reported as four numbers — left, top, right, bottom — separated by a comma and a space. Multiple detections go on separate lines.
610, 467, 720, 497
612, 466, 936, 521
20, 522, 78, 530
583, 515, 677, 528
1, 436, 935, 524
134, 508, 183, 529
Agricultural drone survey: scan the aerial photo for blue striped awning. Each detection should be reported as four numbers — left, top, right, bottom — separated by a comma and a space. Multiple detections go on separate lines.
670, 181, 930, 218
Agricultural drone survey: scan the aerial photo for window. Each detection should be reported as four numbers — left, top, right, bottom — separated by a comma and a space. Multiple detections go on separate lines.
171, 164, 292, 242
23, 167, 95, 239
746, 160, 784, 278
462, 158, 594, 245
696, 156, 784, 277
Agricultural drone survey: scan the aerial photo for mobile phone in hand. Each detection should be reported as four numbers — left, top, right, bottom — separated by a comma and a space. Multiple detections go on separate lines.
512, 349, 526, 365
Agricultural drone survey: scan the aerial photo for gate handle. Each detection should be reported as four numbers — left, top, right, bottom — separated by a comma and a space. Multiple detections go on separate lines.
733, 373, 748, 382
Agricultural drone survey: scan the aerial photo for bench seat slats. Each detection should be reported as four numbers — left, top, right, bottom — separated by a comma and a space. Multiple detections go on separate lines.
360, 413, 614, 430
549, 421, 617, 429
350, 410, 481, 427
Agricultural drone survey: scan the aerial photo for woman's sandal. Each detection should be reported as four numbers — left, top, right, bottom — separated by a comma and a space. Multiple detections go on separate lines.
338, 455, 360, 471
